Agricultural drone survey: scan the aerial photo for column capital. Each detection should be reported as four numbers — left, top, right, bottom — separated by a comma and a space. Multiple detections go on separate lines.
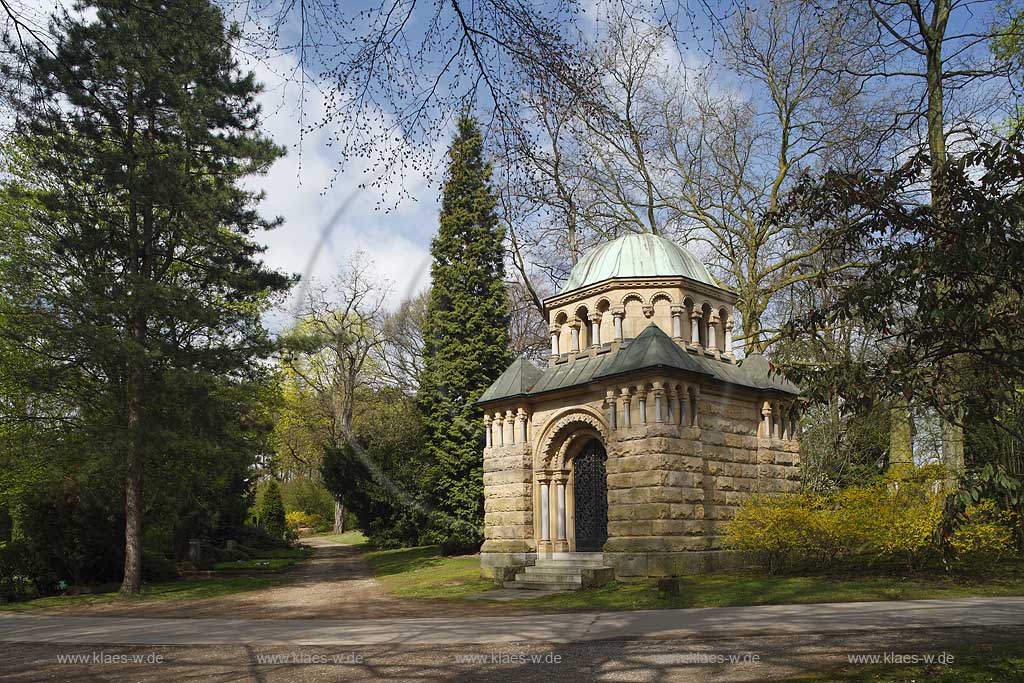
761, 400, 772, 416
568, 318, 582, 330
611, 306, 625, 318
690, 309, 703, 320
709, 310, 721, 324
548, 322, 562, 334
591, 311, 604, 323
483, 414, 492, 425
670, 305, 685, 315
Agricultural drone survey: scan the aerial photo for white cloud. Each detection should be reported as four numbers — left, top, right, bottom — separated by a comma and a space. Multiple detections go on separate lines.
241, 55, 442, 330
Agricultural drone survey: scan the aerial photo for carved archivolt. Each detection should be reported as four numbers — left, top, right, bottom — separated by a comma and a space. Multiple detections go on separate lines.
650, 290, 674, 305
536, 409, 608, 471
621, 291, 645, 307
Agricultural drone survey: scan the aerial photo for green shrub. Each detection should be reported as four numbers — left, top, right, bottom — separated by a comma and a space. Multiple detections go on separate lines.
141, 552, 178, 582
257, 480, 286, 540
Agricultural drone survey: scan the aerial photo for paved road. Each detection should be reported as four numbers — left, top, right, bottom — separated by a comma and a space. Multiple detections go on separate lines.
1, 596, 1022, 646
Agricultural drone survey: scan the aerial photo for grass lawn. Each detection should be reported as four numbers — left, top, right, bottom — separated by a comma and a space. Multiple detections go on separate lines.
357, 547, 1024, 610
310, 530, 368, 546
0, 575, 283, 612
789, 641, 1024, 682
361, 545, 492, 600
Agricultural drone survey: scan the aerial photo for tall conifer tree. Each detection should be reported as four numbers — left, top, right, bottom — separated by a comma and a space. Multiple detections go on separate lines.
3, 0, 291, 593
420, 115, 509, 550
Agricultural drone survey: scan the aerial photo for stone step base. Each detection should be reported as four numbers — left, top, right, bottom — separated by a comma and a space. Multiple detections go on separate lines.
522, 565, 595, 576
502, 579, 581, 591
515, 571, 582, 584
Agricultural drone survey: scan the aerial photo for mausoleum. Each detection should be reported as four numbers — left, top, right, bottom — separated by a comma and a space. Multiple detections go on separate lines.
478, 232, 801, 588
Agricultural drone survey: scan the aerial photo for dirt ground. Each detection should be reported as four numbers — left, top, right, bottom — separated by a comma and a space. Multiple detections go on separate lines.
31, 536, 526, 620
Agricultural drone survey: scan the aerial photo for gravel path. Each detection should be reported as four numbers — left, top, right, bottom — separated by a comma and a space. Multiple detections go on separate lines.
33, 536, 511, 620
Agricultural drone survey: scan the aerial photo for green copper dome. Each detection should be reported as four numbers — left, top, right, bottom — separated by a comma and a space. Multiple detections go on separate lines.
560, 232, 715, 294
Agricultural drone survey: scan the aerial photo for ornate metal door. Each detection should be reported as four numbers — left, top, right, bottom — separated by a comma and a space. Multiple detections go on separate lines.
573, 439, 608, 552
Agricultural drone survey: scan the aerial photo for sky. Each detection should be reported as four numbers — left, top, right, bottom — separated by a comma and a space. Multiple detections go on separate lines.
241, 53, 440, 329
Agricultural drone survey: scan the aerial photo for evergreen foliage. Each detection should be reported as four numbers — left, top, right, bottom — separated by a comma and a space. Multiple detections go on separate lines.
418, 115, 509, 552
258, 480, 287, 540
0, 0, 291, 593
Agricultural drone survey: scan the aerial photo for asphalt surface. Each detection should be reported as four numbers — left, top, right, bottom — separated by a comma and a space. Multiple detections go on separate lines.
1, 596, 1022, 646
1, 627, 1020, 682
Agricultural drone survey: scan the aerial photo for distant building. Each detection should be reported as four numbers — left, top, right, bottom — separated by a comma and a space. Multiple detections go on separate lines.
478, 232, 800, 588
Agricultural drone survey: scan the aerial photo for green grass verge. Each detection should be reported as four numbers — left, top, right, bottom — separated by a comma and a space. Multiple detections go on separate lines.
527, 566, 1024, 610
211, 558, 295, 572
357, 547, 1024, 610
789, 641, 1024, 682
361, 545, 492, 600
0, 575, 283, 612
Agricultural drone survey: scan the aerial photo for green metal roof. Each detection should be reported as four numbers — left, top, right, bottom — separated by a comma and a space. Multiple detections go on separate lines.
477, 356, 543, 403
561, 232, 716, 294
477, 324, 799, 406
595, 323, 712, 380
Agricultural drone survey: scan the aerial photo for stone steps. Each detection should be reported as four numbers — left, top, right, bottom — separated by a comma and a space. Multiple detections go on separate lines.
502, 553, 612, 592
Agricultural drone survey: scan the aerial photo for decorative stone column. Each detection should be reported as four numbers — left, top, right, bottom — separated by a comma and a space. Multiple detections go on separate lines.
484, 415, 492, 448
671, 305, 685, 340
653, 382, 665, 422
665, 386, 675, 424
505, 409, 516, 445
761, 401, 772, 439
591, 312, 602, 347
539, 478, 551, 545
549, 323, 561, 357
724, 318, 735, 359
611, 307, 625, 342
619, 387, 632, 427
774, 402, 783, 440
555, 476, 568, 550
678, 391, 688, 426
690, 310, 702, 349
516, 407, 528, 443
605, 389, 617, 429
708, 311, 720, 351
495, 411, 505, 446
569, 320, 581, 353
637, 388, 648, 424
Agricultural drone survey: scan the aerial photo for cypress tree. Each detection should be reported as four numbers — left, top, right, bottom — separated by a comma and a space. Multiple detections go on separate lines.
419, 115, 509, 551
258, 480, 287, 541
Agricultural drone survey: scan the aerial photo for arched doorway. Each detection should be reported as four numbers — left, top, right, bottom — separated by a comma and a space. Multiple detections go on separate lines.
573, 439, 608, 552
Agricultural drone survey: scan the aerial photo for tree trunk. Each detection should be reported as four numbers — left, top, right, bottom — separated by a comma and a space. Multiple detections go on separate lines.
334, 500, 346, 533
889, 400, 914, 469
120, 361, 145, 595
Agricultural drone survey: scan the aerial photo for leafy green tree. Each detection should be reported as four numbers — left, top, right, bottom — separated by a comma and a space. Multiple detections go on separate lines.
418, 115, 509, 551
257, 480, 286, 540
1, 0, 291, 593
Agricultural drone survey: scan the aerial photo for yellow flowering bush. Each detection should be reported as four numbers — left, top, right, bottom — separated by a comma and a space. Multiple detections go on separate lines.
725, 465, 1014, 573
948, 499, 1015, 564
285, 510, 323, 531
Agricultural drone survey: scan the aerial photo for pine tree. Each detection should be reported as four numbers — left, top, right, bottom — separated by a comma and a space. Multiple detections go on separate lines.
419, 115, 509, 551
2, 0, 291, 593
